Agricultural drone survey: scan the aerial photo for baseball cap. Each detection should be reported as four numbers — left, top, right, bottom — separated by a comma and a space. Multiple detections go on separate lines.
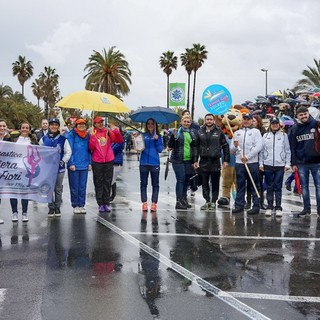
75, 118, 86, 125
93, 116, 104, 123
270, 117, 280, 124
48, 118, 60, 125
242, 113, 253, 120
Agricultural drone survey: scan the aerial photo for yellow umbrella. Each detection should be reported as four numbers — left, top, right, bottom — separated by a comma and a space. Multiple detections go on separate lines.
271, 91, 283, 97
56, 90, 130, 113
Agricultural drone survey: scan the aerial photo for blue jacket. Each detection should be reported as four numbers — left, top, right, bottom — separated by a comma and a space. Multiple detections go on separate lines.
112, 141, 124, 165
67, 129, 91, 170
140, 132, 163, 166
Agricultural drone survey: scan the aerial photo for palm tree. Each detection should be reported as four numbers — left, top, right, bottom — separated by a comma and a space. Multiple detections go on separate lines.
0, 84, 13, 100
190, 44, 208, 119
38, 66, 60, 118
294, 58, 320, 91
12, 56, 34, 97
84, 46, 132, 98
180, 48, 193, 110
159, 51, 178, 108
31, 79, 43, 107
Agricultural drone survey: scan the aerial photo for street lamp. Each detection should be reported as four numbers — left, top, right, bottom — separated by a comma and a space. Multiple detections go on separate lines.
261, 68, 268, 97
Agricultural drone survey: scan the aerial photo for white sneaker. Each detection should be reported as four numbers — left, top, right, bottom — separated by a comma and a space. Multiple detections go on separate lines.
79, 207, 86, 214
73, 207, 81, 214
22, 213, 29, 222
265, 209, 273, 217
12, 213, 18, 222
0, 219, 4, 224
275, 210, 283, 217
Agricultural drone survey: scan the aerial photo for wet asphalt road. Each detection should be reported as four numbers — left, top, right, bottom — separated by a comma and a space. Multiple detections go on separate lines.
1, 151, 320, 320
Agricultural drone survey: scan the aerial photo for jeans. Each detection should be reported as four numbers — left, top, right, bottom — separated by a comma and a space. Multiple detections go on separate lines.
297, 163, 320, 211
264, 165, 285, 210
201, 170, 221, 203
172, 161, 193, 200
10, 198, 28, 213
235, 163, 261, 209
68, 169, 89, 208
140, 165, 160, 203
49, 171, 65, 209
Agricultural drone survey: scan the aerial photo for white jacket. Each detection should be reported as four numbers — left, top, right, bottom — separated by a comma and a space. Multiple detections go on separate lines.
230, 127, 262, 164
259, 130, 291, 167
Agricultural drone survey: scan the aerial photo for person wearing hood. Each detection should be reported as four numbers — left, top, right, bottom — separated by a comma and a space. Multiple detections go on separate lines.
289, 106, 320, 216
39, 118, 72, 217
193, 113, 230, 211
89, 116, 123, 213
259, 117, 291, 217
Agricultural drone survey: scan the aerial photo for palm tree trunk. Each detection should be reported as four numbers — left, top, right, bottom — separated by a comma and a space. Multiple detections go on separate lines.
21, 84, 24, 97
167, 75, 170, 108
186, 73, 191, 110
191, 71, 197, 119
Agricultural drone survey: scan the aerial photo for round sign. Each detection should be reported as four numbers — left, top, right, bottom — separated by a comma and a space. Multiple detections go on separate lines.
202, 84, 232, 115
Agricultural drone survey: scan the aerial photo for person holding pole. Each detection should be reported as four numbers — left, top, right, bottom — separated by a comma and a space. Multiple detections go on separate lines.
230, 113, 262, 215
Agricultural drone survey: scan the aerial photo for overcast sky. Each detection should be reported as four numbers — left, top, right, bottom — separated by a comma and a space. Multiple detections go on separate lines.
2, 0, 320, 119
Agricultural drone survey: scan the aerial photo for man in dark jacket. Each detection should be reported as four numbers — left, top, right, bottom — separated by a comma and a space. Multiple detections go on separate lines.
289, 106, 320, 216
193, 114, 230, 211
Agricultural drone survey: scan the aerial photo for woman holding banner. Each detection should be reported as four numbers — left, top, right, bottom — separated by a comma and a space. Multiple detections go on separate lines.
10, 122, 38, 222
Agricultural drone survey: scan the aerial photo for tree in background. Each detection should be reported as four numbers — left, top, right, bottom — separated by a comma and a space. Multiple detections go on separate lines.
190, 43, 208, 119
12, 55, 34, 97
31, 79, 43, 108
180, 48, 193, 111
38, 66, 60, 118
294, 58, 320, 91
159, 51, 177, 108
84, 46, 132, 98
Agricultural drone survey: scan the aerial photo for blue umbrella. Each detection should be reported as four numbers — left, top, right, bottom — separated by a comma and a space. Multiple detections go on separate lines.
130, 106, 180, 124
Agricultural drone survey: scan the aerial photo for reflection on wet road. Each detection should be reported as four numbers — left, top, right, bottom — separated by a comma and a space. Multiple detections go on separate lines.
0, 152, 320, 319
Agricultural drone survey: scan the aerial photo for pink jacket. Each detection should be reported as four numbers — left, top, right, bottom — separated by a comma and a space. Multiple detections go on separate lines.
89, 128, 123, 163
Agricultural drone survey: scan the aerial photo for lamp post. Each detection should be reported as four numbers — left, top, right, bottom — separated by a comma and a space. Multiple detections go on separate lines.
261, 68, 268, 97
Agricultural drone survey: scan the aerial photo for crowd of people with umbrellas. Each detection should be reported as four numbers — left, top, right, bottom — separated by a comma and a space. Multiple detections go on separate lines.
2, 88, 320, 226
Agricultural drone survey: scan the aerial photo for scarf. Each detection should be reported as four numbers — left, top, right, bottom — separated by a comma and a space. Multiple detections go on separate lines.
74, 128, 87, 139
176, 126, 190, 140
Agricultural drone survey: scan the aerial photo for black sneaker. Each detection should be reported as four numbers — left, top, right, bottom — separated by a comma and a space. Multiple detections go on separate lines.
175, 201, 187, 210
298, 209, 311, 217
247, 207, 260, 215
48, 208, 55, 217
285, 182, 292, 191
217, 197, 230, 206
182, 198, 191, 208
232, 207, 244, 214
244, 202, 251, 210
55, 208, 61, 217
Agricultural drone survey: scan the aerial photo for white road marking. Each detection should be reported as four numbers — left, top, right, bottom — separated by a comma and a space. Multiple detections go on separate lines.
226, 292, 320, 303
126, 231, 320, 242
94, 213, 271, 320
0, 289, 7, 311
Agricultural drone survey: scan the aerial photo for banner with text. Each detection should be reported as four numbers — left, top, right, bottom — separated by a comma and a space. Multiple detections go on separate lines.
0, 141, 60, 203
169, 83, 185, 106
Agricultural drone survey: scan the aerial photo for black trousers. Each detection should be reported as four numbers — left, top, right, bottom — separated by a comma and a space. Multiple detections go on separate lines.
92, 161, 114, 206
201, 170, 221, 203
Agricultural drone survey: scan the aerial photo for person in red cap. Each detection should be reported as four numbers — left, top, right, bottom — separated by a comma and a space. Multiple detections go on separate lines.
89, 117, 123, 213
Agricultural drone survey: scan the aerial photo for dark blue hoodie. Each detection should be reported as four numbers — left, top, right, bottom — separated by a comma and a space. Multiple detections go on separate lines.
289, 117, 320, 165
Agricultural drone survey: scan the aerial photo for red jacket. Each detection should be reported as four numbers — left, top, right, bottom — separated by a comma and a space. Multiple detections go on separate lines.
89, 128, 123, 163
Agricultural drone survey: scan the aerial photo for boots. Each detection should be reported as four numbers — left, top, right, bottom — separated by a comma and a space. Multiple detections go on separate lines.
110, 183, 117, 202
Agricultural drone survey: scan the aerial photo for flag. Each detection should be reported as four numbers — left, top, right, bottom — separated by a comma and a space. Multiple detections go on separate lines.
169, 83, 185, 106
0, 141, 60, 203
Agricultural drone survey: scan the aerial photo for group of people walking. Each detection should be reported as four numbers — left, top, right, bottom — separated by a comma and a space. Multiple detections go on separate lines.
0, 116, 124, 223
1, 103, 319, 225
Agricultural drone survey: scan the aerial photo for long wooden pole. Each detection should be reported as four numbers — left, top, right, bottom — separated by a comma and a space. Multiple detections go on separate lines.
225, 117, 260, 198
